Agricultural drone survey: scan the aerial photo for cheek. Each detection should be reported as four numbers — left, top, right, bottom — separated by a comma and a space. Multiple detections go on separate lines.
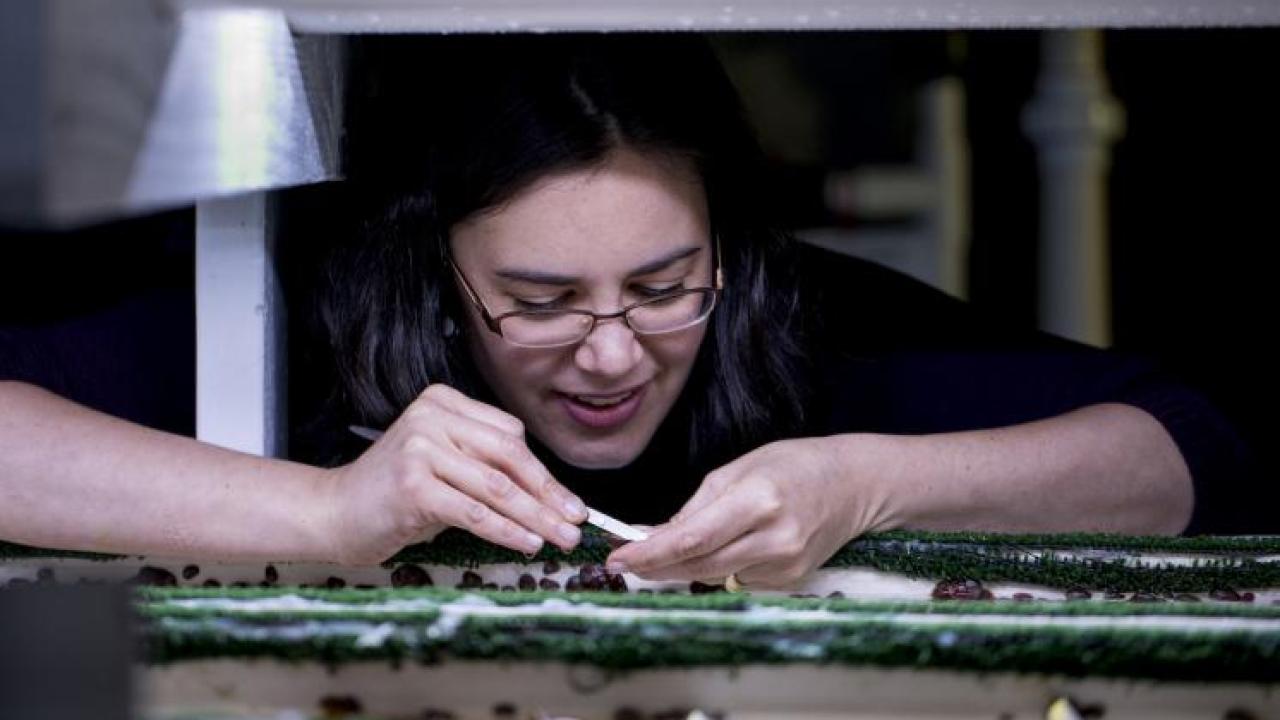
466, 325, 562, 401
465, 322, 520, 392
650, 325, 708, 374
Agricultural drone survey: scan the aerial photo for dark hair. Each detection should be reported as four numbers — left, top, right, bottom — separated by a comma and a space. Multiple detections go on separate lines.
322, 34, 809, 469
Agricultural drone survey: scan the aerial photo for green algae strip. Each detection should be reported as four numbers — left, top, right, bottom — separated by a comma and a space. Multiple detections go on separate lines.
385, 528, 1280, 567
7, 529, 1280, 594
5, 528, 1280, 565
842, 530, 1280, 553
394, 532, 1280, 592
136, 586, 1280, 621
142, 610, 1280, 682
823, 549, 1280, 592
450, 614, 1280, 681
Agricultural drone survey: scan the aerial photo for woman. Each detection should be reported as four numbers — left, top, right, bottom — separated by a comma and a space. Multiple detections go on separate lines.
310, 34, 1221, 585
0, 36, 1241, 587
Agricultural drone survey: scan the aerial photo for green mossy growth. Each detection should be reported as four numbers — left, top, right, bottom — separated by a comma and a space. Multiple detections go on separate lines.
385, 528, 1280, 568
7, 529, 1280, 594
140, 602, 1280, 682
137, 586, 1280, 621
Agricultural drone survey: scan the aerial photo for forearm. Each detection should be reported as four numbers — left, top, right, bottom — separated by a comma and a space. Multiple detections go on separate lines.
837, 402, 1194, 535
0, 381, 334, 561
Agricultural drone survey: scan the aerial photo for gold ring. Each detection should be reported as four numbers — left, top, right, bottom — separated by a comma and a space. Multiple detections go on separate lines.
724, 573, 745, 593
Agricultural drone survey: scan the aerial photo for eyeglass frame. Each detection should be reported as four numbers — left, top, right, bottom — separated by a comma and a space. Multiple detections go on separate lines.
447, 236, 725, 348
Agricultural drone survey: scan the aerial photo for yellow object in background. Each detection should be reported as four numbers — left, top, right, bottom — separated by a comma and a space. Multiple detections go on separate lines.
1046, 698, 1083, 720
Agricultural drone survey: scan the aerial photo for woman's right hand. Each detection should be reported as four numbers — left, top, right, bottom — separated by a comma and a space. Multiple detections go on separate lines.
320, 384, 587, 565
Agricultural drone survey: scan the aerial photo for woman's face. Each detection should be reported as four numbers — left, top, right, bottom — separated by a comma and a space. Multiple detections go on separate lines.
450, 148, 713, 469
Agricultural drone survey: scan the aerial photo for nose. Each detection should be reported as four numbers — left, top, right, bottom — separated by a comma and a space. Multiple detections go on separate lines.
573, 316, 643, 378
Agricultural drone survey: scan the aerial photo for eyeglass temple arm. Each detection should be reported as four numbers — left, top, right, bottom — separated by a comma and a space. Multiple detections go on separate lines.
448, 258, 503, 333
714, 235, 725, 290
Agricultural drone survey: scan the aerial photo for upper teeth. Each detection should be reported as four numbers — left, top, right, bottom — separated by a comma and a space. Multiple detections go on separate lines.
573, 392, 632, 407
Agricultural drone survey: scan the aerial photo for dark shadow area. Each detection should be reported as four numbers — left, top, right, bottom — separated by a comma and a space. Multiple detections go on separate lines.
0, 584, 135, 720
0, 209, 195, 436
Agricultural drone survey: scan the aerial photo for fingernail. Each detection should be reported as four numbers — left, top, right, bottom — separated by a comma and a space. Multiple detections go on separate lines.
563, 497, 586, 521
558, 524, 581, 546
525, 533, 543, 553
605, 562, 627, 574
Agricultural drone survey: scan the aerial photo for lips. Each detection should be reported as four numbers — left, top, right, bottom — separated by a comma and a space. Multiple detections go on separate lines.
569, 390, 635, 406
557, 384, 647, 429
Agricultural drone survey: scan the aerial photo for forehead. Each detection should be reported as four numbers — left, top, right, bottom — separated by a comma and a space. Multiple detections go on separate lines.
451, 149, 710, 272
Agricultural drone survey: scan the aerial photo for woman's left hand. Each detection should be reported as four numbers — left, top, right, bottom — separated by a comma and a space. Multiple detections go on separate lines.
605, 436, 897, 588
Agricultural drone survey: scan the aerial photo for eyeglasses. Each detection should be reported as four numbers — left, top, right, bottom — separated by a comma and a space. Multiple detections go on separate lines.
449, 240, 724, 349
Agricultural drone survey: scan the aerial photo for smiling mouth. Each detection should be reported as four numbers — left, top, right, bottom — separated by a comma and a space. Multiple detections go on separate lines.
568, 390, 638, 406
556, 385, 647, 429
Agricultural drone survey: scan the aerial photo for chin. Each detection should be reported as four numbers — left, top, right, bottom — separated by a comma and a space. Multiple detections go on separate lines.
546, 435, 647, 470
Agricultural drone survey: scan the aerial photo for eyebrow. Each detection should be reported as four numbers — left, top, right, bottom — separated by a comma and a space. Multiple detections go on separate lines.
493, 245, 703, 286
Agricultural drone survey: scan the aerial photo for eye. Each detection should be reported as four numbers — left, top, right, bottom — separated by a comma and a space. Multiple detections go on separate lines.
514, 292, 573, 310
634, 282, 685, 298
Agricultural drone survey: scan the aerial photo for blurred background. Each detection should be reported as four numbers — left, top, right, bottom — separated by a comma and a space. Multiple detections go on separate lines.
2, 19, 1276, 528
715, 30, 1279, 500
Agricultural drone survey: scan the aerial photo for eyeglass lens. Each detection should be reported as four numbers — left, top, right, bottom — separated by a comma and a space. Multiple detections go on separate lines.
500, 290, 715, 347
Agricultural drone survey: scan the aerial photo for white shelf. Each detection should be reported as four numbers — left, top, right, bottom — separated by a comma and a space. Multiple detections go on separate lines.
180, 0, 1280, 33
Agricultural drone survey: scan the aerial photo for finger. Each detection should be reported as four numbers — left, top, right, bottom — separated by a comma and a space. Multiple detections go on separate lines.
607, 491, 762, 574
733, 559, 814, 591
420, 481, 545, 555
431, 447, 582, 552
629, 533, 762, 583
444, 412, 587, 523
648, 556, 809, 591
421, 383, 526, 438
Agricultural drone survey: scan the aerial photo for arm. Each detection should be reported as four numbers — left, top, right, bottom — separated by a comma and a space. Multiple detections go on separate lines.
606, 402, 1192, 587
798, 246, 1253, 535
607, 329, 1233, 586
0, 381, 586, 563
0, 381, 332, 560
834, 402, 1194, 535
608, 249, 1233, 584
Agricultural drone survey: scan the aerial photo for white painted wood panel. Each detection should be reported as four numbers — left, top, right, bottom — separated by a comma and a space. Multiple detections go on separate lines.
196, 193, 287, 457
